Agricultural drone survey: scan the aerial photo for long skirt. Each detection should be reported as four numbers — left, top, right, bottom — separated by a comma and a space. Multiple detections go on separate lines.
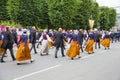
16, 42, 31, 63
0, 40, 3, 56
48, 37, 53, 48
66, 41, 80, 58
85, 39, 94, 53
100, 38, 110, 48
40, 40, 48, 54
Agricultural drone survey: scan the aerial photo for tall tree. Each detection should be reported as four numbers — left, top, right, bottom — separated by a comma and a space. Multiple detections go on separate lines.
75, 0, 94, 30
108, 8, 116, 29
99, 6, 110, 30
0, 0, 9, 21
34, 0, 51, 29
48, 0, 77, 29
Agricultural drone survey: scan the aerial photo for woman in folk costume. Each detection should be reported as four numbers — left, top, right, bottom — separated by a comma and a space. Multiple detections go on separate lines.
39, 29, 53, 56
16, 29, 34, 65
48, 29, 54, 48
66, 30, 80, 60
85, 30, 95, 54
100, 31, 110, 50
0, 32, 3, 56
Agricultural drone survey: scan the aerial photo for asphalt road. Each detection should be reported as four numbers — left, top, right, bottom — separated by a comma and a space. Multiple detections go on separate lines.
0, 42, 120, 80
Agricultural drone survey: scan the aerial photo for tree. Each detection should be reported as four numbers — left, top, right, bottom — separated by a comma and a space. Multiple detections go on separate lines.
91, 2, 100, 28
0, 0, 9, 21
99, 6, 110, 30
48, 0, 77, 29
7, 0, 20, 23
74, 0, 94, 30
7, 0, 41, 27
34, 0, 51, 29
108, 8, 116, 29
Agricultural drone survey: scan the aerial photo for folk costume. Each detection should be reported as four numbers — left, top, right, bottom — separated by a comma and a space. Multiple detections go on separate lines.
66, 31, 80, 60
100, 32, 110, 50
39, 30, 52, 56
16, 30, 34, 65
85, 31, 95, 54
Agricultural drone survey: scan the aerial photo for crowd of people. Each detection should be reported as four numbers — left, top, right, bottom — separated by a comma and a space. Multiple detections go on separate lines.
0, 25, 120, 65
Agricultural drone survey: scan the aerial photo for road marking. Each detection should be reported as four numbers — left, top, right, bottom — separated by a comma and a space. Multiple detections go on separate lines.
13, 64, 62, 80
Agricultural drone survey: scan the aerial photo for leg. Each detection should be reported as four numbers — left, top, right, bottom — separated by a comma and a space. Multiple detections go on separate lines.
80, 43, 83, 52
33, 43, 37, 53
1, 49, 7, 62
95, 42, 97, 49
55, 47, 59, 58
61, 47, 65, 57
9, 48, 16, 61
37, 42, 40, 48
30, 43, 33, 52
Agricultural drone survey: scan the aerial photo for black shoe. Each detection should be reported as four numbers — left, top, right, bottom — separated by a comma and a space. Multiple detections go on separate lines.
88, 52, 92, 54
40, 54, 43, 56
13, 58, 16, 61
105, 48, 106, 50
1, 60, 5, 63
35, 52, 38, 54
30, 59, 35, 63
78, 56, 81, 58
62, 55, 65, 57
55, 56, 58, 58
46, 53, 49, 55
17, 63, 21, 65
71, 58, 74, 60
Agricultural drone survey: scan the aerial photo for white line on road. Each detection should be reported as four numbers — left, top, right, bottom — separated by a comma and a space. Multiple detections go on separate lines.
13, 64, 62, 80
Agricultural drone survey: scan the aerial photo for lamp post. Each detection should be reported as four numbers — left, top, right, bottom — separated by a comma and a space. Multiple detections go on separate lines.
89, 15, 94, 29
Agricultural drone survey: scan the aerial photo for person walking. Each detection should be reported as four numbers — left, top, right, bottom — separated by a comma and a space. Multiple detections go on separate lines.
16, 29, 34, 65
0, 26, 16, 62
85, 30, 95, 54
54, 28, 67, 58
66, 30, 80, 60
39, 29, 52, 56
78, 29, 84, 52
30, 26, 37, 54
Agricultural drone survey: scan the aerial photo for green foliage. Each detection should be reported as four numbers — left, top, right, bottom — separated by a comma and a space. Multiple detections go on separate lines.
108, 8, 116, 29
0, 0, 9, 21
48, 0, 77, 29
0, 0, 117, 30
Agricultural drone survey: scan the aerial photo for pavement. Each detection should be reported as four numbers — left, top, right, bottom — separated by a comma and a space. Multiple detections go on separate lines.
0, 42, 120, 80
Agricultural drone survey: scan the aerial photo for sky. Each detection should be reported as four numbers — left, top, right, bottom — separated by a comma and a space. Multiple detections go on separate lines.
96, 0, 120, 13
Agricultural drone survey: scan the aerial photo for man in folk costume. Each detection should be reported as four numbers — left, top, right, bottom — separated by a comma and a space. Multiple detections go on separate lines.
0, 31, 3, 56
85, 29, 95, 54
54, 28, 67, 58
39, 29, 53, 56
100, 31, 110, 50
0, 26, 16, 62
30, 26, 37, 54
78, 29, 84, 52
16, 29, 34, 65
66, 30, 81, 60
94, 29, 101, 49
11, 27, 18, 47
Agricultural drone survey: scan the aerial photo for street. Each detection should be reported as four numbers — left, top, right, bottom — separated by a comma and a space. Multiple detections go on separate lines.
0, 42, 120, 80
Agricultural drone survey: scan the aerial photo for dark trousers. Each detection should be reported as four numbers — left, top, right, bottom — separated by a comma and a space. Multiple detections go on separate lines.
95, 41, 100, 49
79, 42, 83, 52
55, 47, 65, 57
30, 43, 37, 53
1, 48, 15, 61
